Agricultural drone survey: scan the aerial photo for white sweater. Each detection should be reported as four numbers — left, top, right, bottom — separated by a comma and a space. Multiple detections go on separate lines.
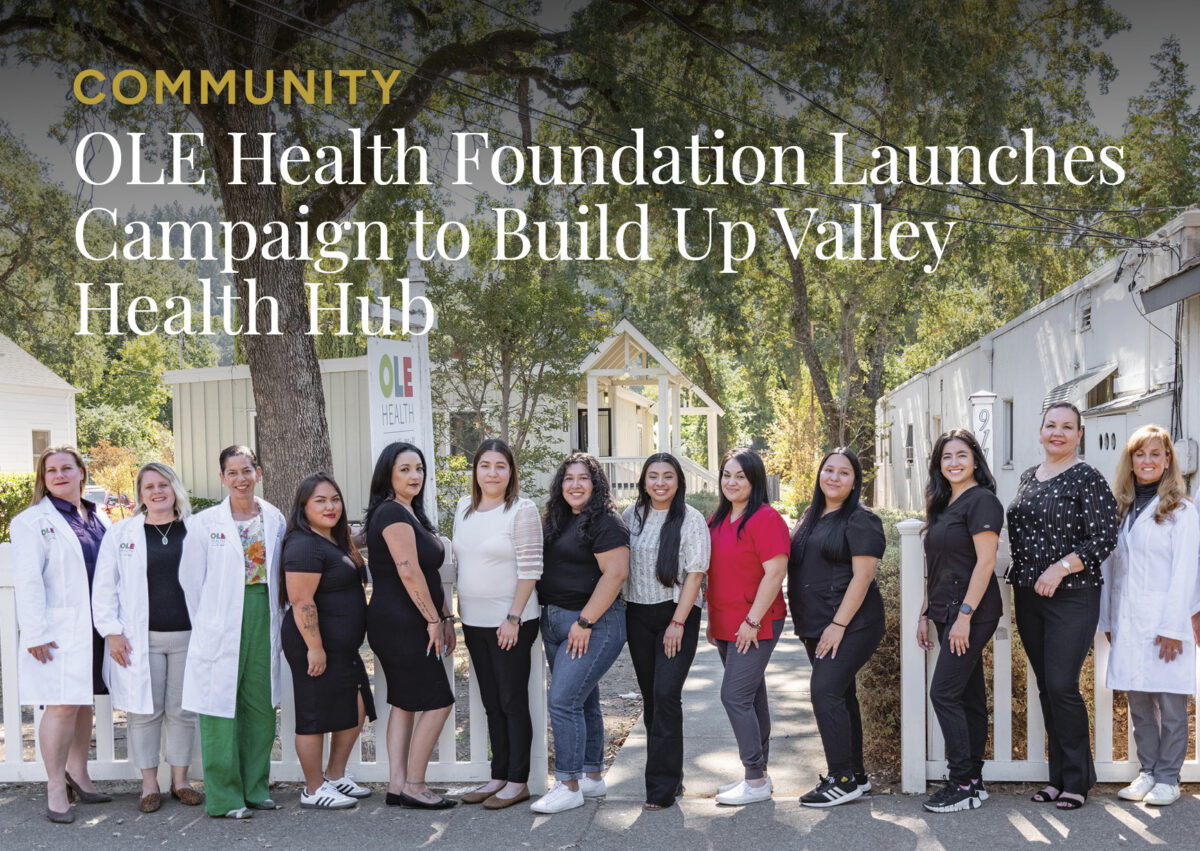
452, 495, 543, 627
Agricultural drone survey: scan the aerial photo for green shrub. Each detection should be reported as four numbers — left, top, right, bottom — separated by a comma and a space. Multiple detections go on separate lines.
0, 473, 35, 542
685, 491, 719, 518
188, 494, 221, 513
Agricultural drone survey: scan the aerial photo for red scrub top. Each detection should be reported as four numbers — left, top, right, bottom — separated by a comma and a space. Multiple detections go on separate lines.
707, 504, 790, 641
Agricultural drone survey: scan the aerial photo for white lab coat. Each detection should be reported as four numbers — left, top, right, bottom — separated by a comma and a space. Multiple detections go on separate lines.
178, 497, 285, 718
11, 496, 111, 706
91, 513, 196, 715
1099, 497, 1200, 694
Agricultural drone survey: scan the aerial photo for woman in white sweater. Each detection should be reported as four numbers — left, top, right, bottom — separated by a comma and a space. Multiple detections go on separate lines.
452, 439, 543, 809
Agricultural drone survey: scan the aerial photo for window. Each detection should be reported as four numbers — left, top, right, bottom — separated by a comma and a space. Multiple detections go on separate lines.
449, 412, 484, 457
931, 416, 942, 442
1002, 400, 1014, 467
905, 424, 914, 465
1086, 370, 1117, 408
1079, 293, 1093, 332
577, 408, 612, 456
32, 430, 50, 471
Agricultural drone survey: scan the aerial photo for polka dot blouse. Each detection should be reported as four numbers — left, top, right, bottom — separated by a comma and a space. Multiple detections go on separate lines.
1005, 462, 1119, 589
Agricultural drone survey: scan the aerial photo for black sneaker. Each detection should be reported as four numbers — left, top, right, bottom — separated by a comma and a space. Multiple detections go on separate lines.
923, 781, 981, 813
800, 774, 863, 808
970, 779, 988, 801
855, 772, 872, 794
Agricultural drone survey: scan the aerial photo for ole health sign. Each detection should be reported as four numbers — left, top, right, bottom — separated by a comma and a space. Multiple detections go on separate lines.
367, 335, 432, 473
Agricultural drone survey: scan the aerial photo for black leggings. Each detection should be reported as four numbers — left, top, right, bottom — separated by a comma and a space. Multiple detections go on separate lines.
802, 620, 883, 777
462, 619, 540, 783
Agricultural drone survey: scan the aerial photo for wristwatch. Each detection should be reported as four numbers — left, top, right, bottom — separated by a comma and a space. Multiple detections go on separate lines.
1059, 558, 1072, 577
506, 614, 522, 626
959, 602, 974, 616
576, 616, 594, 630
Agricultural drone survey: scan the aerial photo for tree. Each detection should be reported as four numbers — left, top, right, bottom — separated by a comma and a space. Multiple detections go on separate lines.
88, 439, 138, 517
1122, 36, 1200, 220
428, 248, 608, 488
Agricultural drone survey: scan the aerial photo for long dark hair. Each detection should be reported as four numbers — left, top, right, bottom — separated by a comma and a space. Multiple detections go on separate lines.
364, 442, 436, 534
543, 452, 616, 545
791, 447, 864, 562
924, 429, 997, 531
465, 438, 519, 519
632, 453, 688, 588
280, 472, 365, 608
708, 447, 769, 539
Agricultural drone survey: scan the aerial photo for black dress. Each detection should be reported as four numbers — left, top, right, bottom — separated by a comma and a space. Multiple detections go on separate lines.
281, 529, 377, 734
366, 501, 453, 711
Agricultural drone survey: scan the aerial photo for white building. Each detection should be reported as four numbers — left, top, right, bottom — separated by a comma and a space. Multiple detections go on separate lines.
0, 333, 76, 473
163, 319, 723, 518
875, 209, 1200, 509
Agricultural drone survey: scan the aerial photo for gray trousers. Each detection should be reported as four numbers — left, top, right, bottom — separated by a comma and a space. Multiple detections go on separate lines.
127, 630, 197, 770
1128, 691, 1189, 785
715, 619, 784, 780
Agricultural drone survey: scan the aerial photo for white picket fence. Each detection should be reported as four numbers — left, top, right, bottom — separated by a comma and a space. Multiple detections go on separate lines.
898, 518, 1200, 793
0, 543, 548, 792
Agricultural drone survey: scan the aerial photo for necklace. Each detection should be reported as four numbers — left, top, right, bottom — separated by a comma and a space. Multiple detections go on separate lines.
148, 519, 174, 545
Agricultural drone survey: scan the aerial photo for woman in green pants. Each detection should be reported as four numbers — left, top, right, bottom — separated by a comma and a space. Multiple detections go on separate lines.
180, 445, 287, 818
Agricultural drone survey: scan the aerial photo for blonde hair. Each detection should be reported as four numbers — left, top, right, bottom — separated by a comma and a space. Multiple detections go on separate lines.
31, 445, 88, 506
133, 462, 192, 519
1113, 425, 1188, 525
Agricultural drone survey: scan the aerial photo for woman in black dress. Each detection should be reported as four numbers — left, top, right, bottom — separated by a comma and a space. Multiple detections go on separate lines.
281, 473, 376, 809
365, 442, 457, 810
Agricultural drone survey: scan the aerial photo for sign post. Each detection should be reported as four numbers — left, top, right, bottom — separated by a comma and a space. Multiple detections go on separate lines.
969, 390, 998, 468
366, 243, 439, 525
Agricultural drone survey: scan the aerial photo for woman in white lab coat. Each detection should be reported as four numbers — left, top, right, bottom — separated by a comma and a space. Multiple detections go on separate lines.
179, 445, 286, 819
1100, 425, 1199, 808
92, 462, 204, 813
11, 446, 112, 823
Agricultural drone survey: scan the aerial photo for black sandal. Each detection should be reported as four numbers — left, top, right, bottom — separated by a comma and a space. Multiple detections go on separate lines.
1031, 786, 1060, 803
1055, 793, 1085, 810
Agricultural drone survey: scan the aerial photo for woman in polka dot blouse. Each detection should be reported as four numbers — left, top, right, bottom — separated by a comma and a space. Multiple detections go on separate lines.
1005, 401, 1118, 811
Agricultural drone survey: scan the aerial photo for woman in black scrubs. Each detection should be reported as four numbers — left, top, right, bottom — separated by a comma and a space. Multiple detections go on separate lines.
365, 442, 457, 810
1007, 402, 1118, 810
788, 447, 885, 808
281, 473, 376, 809
917, 430, 1003, 813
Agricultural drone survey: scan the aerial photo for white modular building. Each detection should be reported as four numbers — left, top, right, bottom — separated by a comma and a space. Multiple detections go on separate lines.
875, 209, 1200, 509
0, 333, 76, 473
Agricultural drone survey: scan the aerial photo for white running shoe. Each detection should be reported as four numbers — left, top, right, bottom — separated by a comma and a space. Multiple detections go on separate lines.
1143, 783, 1180, 806
579, 776, 607, 798
1117, 772, 1156, 801
530, 782, 585, 814
300, 781, 357, 809
718, 775, 770, 794
325, 772, 371, 799
715, 779, 773, 806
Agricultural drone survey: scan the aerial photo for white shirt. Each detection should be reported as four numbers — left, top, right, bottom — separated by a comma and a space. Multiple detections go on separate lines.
452, 495, 543, 627
621, 503, 710, 605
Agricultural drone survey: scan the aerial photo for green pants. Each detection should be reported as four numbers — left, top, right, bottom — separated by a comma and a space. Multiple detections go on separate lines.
199, 584, 275, 815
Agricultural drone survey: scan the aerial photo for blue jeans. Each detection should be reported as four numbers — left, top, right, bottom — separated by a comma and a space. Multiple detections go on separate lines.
541, 601, 627, 780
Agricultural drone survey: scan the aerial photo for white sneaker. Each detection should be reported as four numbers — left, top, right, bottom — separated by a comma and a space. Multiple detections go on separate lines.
325, 773, 371, 799
530, 782, 585, 814
715, 778, 773, 806
718, 775, 770, 794
1117, 772, 1156, 801
1143, 783, 1180, 806
578, 776, 607, 798
300, 780, 357, 809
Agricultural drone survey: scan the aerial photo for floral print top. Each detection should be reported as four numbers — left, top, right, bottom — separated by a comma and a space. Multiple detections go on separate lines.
236, 513, 268, 585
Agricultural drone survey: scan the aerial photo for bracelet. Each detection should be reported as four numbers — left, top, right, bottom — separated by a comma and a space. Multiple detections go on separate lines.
669, 619, 685, 629
441, 614, 457, 623
743, 615, 761, 630
831, 620, 848, 629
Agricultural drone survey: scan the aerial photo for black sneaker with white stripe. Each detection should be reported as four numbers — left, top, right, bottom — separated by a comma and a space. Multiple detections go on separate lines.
970, 779, 988, 801
855, 772, 872, 794
800, 774, 863, 808
923, 779, 981, 813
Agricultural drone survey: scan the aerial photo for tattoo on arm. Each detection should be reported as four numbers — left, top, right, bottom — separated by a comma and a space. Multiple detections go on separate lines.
298, 603, 319, 636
